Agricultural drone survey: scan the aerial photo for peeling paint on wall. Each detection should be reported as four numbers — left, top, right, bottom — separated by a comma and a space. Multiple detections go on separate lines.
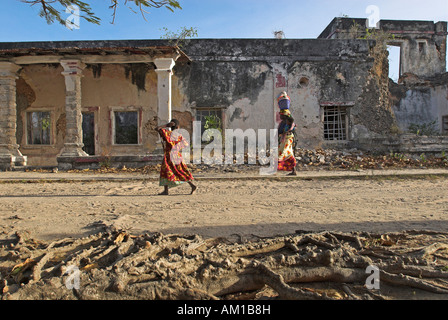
15, 77, 36, 146
124, 63, 154, 92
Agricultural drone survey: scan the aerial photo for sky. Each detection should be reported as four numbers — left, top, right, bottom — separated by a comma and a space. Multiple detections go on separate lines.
0, 0, 447, 79
1, 0, 447, 41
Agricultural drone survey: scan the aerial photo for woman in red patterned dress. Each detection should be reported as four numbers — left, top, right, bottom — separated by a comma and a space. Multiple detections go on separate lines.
155, 119, 197, 195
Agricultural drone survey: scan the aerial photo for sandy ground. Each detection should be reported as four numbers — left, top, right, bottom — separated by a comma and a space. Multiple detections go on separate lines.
1, 170, 448, 242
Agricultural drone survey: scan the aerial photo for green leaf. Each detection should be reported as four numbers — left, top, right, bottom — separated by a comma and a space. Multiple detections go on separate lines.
21, 0, 182, 25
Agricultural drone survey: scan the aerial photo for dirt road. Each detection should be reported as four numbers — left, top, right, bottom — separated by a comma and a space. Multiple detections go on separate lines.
1, 174, 447, 241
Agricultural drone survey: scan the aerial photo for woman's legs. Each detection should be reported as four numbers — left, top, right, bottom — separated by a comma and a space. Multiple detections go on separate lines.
159, 183, 197, 195
158, 185, 169, 195
188, 181, 198, 194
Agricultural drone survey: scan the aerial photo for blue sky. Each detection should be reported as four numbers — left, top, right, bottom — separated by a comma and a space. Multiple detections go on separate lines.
1, 0, 447, 41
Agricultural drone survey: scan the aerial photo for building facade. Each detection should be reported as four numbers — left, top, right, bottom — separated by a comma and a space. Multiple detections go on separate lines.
0, 17, 447, 170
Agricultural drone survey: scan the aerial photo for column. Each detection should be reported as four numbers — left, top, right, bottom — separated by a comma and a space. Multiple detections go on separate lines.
154, 58, 176, 125
58, 60, 88, 158
0, 62, 27, 170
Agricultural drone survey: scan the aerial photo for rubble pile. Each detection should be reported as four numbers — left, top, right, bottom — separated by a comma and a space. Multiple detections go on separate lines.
24, 149, 448, 175
294, 148, 448, 170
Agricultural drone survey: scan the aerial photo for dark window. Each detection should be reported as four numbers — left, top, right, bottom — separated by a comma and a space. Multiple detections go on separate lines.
27, 111, 51, 145
114, 111, 139, 145
418, 41, 426, 54
323, 106, 348, 141
82, 112, 95, 155
442, 115, 448, 135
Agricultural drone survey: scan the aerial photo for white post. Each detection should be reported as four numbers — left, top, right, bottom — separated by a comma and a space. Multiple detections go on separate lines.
154, 58, 176, 125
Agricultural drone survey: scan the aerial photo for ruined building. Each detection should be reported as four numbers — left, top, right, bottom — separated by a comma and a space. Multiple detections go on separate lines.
0, 17, 447, 170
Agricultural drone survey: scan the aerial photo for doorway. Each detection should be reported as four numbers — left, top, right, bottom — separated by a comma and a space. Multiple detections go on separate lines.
82, 112, 95, 155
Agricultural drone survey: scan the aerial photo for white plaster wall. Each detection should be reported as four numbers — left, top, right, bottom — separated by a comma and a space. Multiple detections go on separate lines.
288, 63, 323, 148
394, 88, 441, 133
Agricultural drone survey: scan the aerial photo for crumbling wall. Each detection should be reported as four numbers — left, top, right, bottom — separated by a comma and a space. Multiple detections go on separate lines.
319, 17, 448, 152
178, 39, 377, 149
380, 20, 447, 78
390, 73, 448, 134
319, 18, 447, 78
287, 58, 381, 148
350, 45, 397, 140
174, 59, 273, 132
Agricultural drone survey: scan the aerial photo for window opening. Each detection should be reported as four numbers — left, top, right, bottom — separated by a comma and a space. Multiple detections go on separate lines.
82, 112, 95, 155
114, 111, 139, 145
323, 106, 348, 141
27, 111, 51, 145
442, 115, 448, 135
195, 108, 223, 140
387, 44, 401, 82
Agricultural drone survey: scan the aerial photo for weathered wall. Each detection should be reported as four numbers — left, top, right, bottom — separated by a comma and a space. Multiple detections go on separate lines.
319, 18, 447, 78
177, 38, 383, 149
393, 87, 438, 132
381, 20, 447, 78
390, 73, 448, 134
16, 64, 66, 166
319, 17, 448, 148
16, 63, 160, 166
81, 63, 159, 156
11, 27, 446, 168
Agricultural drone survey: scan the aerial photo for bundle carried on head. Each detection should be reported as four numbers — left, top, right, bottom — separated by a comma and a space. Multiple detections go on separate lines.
277, 91, 290, 110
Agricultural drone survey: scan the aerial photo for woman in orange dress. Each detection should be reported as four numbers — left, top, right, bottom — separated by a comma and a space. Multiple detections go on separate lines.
156, 119, 197, 195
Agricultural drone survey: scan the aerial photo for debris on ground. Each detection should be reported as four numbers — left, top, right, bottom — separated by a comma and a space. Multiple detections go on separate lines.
294, 148, 448, 170
25, 148, 447, 175
1, 226, 448, 300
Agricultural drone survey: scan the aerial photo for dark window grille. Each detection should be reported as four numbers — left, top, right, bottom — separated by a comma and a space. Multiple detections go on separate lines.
323, 106, 348, 141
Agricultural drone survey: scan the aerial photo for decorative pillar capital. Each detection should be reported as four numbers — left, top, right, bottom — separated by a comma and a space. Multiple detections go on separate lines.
154, 58, 176, 75
60, 59, 86, 76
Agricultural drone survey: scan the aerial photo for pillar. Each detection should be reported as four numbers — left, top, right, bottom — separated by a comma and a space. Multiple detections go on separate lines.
154, 58, 176, 125
0, 62, 27, 170
58, 60, 88, 159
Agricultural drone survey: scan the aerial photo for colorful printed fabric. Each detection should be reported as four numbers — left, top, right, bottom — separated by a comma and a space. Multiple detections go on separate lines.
158, 128, 194, 188
278, 132, 297, 172
279, 109, 291, 116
